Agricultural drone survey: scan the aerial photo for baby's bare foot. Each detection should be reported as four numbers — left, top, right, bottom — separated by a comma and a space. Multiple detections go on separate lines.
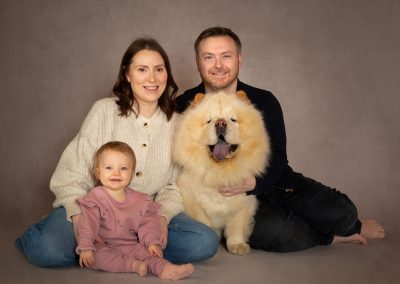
160, 263, 194, 280
361, 219, 385, 239
132, 260, 147, 277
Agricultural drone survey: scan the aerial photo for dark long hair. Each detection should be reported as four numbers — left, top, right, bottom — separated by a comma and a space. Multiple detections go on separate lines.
112, 38, 178, 120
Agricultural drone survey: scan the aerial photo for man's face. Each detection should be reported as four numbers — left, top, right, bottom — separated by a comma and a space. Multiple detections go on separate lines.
196, 36, 242, 93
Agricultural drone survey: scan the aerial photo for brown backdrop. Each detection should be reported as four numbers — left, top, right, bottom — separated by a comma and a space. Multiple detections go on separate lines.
1, 0, 399, 233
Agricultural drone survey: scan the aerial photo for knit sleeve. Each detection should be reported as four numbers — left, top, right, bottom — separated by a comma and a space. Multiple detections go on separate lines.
154, 166, 184, 223
50, 99, 115, 221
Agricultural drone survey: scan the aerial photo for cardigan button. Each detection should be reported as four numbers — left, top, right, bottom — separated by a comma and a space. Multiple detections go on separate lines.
136, 171, 143, 177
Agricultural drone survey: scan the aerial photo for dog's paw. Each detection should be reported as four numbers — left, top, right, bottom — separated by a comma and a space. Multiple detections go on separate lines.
227, 243, 250, 256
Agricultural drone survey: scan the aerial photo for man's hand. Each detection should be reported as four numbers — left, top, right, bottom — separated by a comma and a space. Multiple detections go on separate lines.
147, 243, 163, 258
159, 215, 168, 249
219, 177, 256, 197
79, 250, 95, 268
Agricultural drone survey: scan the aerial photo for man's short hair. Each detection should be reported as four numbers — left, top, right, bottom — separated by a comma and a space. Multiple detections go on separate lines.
194, 26, 242, 55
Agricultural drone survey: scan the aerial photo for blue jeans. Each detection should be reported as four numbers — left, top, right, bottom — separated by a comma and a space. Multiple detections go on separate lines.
16, 208, 219, 267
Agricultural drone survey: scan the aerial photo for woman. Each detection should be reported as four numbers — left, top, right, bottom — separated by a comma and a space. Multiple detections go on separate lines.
16, 38, 219, 267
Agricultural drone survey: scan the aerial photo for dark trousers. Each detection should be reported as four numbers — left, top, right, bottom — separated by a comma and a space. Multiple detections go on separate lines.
249, 172, 361, 252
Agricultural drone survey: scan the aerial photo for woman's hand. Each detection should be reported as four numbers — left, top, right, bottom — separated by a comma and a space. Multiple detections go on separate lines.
79, 250, 95, 268
147, 243, 163, 258
219, 177, 256, 197
159, 215, 168, 249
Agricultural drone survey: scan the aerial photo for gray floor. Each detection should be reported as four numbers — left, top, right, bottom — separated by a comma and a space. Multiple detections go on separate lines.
3, 221, 398, 284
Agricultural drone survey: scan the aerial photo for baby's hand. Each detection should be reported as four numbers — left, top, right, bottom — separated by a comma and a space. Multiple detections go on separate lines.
147, 243, 163, 258
79, 250, 95, 268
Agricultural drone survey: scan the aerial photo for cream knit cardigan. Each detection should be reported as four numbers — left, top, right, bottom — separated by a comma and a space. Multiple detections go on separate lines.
50, 97, 183, 222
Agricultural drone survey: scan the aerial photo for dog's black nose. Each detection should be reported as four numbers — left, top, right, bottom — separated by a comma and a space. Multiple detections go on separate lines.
215, 119, 227, 135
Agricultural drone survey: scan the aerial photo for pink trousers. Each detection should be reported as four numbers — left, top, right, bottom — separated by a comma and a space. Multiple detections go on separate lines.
91, 242, 166, 276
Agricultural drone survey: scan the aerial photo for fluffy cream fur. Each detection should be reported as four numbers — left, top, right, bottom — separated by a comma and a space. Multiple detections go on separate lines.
173, 91, 270, 255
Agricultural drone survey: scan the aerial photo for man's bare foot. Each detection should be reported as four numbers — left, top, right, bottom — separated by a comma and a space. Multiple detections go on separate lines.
160, 263, 194, 280
132, 260, 147, 277
361, 219, 385, 239
332, 233, 367, 245
332, 219, 385, 245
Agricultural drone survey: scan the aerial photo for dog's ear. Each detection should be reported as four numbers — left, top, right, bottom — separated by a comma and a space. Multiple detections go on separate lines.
189, 93, 206, 109
235, 91, 251, 104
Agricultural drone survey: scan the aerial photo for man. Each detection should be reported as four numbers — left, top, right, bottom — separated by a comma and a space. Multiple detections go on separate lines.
176, 27, 385, 252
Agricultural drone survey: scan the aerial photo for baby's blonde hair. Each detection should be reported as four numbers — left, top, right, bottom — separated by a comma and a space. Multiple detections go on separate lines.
92, 141, 136, 183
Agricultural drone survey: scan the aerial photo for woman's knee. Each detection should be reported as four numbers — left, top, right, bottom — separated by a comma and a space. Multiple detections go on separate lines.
16, 208, 77, 267
178, 224, 219, 262
165, 213, 220, 263
29, 240, 77, 267
191, 226, 220, 259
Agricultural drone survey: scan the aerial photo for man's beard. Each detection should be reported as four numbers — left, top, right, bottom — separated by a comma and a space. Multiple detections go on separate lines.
201, 71, 239, 92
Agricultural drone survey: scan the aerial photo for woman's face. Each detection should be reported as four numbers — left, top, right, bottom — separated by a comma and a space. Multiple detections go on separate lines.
125, 49, 168, 108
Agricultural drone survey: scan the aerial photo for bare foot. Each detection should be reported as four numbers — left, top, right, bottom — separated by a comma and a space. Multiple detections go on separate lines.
361, 219, 385, 239
160, 263, 194, 280
332, 233, 367, 245
332, 219, 385, 245
132, 260, 147, 277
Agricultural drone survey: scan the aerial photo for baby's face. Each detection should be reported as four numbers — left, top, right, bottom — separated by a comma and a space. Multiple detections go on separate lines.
96, 150, 134, 191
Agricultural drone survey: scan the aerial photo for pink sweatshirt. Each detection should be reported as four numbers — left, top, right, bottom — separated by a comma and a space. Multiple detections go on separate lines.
76, 186, 161, 253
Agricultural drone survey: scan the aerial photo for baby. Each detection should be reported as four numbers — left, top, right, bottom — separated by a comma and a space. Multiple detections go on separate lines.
76, 141, 194, 280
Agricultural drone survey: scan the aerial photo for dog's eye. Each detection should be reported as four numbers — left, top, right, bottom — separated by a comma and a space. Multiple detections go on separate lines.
206, 119, 212, 124
231, 118, 237, 122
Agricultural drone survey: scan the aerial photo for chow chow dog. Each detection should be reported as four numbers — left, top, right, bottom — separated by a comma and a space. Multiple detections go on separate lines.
173, 91, 270, 255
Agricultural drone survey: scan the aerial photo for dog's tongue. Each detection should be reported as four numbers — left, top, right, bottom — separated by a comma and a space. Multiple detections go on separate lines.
213, 140, 230, 161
